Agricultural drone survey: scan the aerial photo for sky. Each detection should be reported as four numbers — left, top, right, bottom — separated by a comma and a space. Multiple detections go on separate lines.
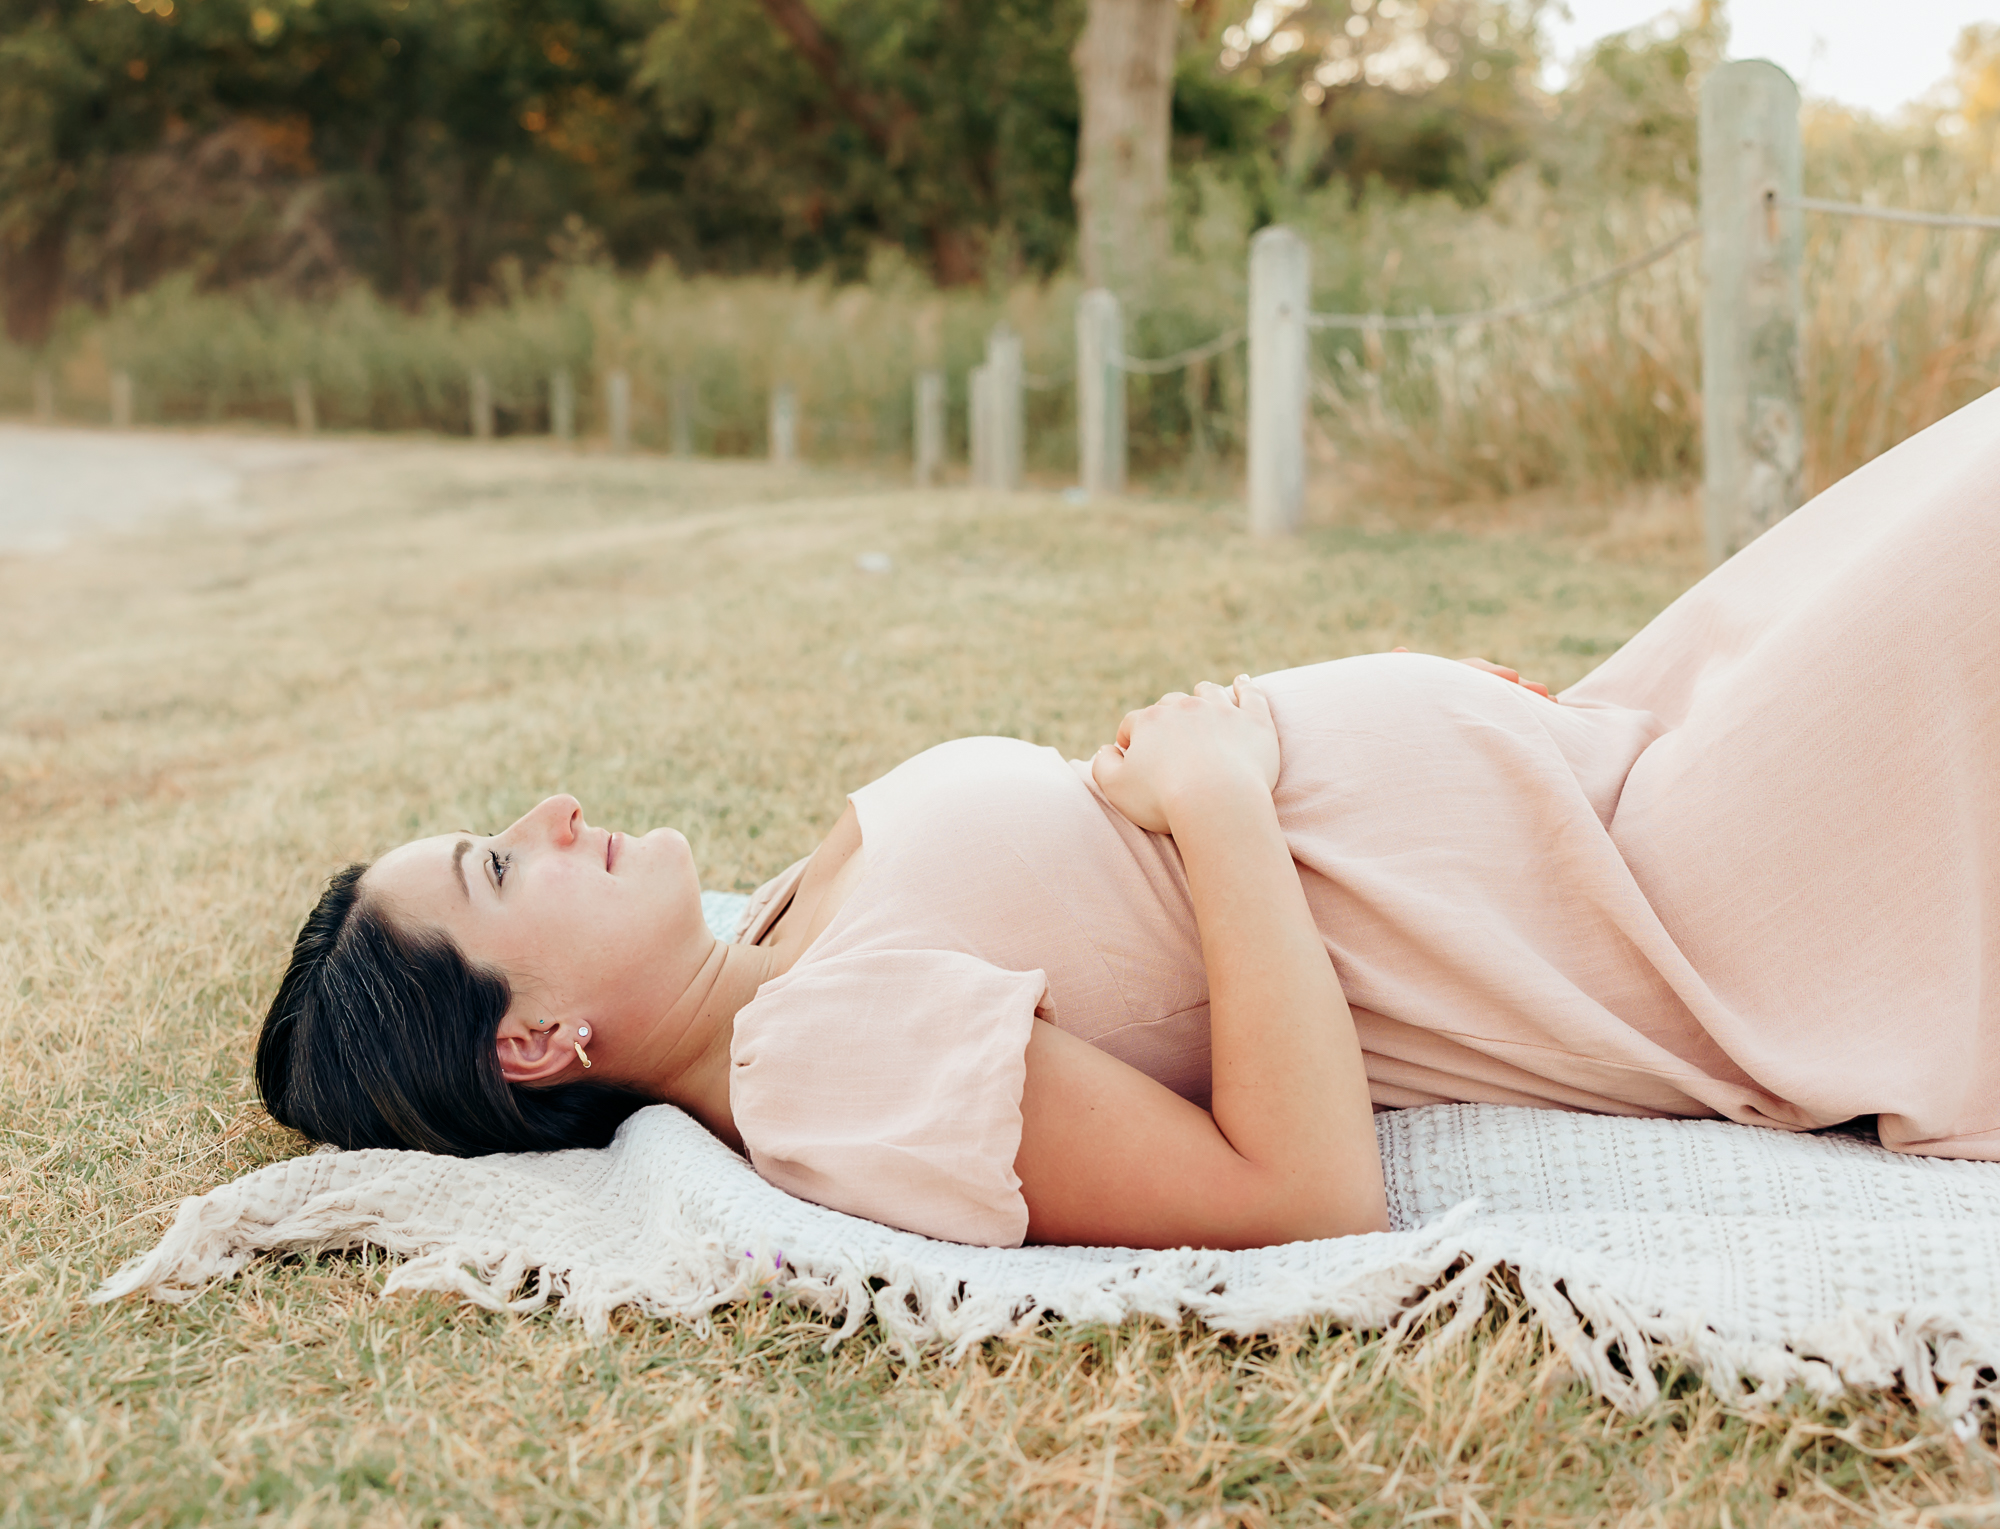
1541, 0, 1993, 115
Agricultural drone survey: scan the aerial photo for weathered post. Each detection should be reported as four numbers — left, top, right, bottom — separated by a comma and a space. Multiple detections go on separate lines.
913, 370, 945, 488
986, 323, 1024, 491
606, 369, 631, 451
769, 383, 798, 466
31, 369, 54, 423
671, 377, 695, 459
550, 369, 575, 442
1700, 60, 1804, 566
1075, 288, 1126, 496
291, 376, 318, 435
110, 371, 134, 429
1247, 226, 1309, 537
969, 364, 993, 487
470, 372, 495, 440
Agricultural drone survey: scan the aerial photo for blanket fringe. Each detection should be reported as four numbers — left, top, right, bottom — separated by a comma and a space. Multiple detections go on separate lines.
89, 1107, 2000, 1427
91, 1189, 2000, 1425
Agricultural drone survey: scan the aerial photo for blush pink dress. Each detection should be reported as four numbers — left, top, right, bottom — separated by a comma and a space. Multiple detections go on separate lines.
729, 389, 2000, 1247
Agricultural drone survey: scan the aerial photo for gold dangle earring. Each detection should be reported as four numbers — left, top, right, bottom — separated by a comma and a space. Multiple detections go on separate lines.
574, 1025, 593, 1070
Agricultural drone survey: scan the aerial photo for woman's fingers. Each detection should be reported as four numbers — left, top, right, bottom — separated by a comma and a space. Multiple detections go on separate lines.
1461, 655, 1558, 703
1091, 738, 1170, 833
1230, 676, 1281, 791
1097, 673, 1283, 832
1232, 674, 1271, 722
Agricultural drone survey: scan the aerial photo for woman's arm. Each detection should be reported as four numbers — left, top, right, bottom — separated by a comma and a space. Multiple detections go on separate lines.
1012, 679, 1387, 1248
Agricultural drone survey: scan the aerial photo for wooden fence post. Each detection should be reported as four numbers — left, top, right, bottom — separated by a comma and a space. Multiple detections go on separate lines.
291, 376, 318, 434
606, 369, 631, 451
550, 369, 575, 442
31, 368, 54, 423
913, 370, 944, 488
769, 383, 797, 466
969, 364, 992, 486
1075, 288, 1126, 496
470, 372, 495, 440
1247, 225, 1309, 537
1700, 59, 1804, 567
110, 371, 134, 429
985, 324, 1024, 491
671, 377, 695, 459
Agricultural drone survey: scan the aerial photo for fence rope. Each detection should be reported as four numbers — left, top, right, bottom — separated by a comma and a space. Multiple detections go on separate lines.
1782, 196, 2000, 232
1303, 225, 1701, 334
1115, 326, 1247, 375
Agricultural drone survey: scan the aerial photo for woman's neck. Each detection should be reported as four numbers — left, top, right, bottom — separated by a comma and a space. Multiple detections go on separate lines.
648, 804, 866, 1150
644, 938, 778, 1154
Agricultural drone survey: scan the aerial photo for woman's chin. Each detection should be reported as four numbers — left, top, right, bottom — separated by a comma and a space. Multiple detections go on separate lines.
640, 827, 702, 895
644, 826, 695, 867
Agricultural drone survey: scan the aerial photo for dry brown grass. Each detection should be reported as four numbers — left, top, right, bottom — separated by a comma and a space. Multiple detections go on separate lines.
3, 436, 1994, 1526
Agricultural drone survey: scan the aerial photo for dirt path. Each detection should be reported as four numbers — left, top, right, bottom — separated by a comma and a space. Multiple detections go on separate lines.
0, 425, 355, 552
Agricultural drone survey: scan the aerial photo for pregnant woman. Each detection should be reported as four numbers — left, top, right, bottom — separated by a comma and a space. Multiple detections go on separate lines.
257, 392, 2000, 1250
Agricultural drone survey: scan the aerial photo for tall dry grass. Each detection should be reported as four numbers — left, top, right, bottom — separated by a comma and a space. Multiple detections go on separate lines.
1304, 112, 2000, 507
2, 113, 1994, 509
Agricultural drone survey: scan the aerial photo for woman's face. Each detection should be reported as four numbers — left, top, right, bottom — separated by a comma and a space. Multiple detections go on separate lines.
364, 795, 711, 1082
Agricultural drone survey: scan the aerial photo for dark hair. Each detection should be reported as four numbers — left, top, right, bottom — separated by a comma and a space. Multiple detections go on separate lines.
256, 863, 653, 1156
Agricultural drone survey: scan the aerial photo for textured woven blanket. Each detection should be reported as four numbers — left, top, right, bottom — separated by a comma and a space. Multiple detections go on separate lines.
93, 895, 2000, 1421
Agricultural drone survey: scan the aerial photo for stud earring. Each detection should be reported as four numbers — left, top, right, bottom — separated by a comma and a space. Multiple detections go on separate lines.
574, 1024, 592, 1070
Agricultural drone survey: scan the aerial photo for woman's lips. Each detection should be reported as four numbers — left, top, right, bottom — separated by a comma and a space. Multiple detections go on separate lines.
606, 831, 618, 872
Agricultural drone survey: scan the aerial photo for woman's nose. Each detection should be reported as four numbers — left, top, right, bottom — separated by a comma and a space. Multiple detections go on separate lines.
508, 794, 583, 847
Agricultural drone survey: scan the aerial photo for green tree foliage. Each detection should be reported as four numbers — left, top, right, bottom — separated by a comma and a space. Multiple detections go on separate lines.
173, 0, 650, 306
0, 0, 654, 343
1205, 0, 1550, 206
634, 0, 1084, 282
0, 0, 231, 345
1, 0, 1592, 342
1539, 9, 1721, 201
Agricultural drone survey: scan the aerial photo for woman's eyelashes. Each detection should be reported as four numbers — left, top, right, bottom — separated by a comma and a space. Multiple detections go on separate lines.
488, 848, 512, 888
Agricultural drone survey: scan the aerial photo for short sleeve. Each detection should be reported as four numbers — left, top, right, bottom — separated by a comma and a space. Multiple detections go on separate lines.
729, 949, 1046, 1246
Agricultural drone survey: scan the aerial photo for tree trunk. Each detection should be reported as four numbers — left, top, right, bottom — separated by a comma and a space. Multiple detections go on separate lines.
448, 154, 492, 309
755, 0, 905, 155
1071, 0, 1178, 297
2, 202, 73, 351
926, 221, 982, 286
384, 121, 422, 312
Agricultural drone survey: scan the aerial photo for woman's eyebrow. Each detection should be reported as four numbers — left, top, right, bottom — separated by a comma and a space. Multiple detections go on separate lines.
451, 838, 474, 900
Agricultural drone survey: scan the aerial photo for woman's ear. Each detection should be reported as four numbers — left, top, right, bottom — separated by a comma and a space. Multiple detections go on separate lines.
494, 1014, 578, 1085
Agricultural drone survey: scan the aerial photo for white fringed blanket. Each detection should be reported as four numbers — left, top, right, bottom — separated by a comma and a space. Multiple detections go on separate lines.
93, 900, 2000, 1421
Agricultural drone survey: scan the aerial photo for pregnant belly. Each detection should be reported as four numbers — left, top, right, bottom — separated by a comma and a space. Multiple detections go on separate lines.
1247, 653, 1779, 1121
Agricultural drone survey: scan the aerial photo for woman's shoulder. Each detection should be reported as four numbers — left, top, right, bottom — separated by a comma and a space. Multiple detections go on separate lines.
729, 947, 1048, 1245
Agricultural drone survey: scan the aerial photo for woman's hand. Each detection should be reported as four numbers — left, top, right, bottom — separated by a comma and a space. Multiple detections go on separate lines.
1024, 672, 1386, 1248
1091, 677, 1279, 835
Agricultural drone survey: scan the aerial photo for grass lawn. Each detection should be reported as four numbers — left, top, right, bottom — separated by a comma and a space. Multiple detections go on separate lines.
3, 437, 1993, 1526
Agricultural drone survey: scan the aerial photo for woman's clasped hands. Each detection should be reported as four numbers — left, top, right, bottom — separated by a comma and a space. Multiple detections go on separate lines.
1092, 676, 1280, 836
